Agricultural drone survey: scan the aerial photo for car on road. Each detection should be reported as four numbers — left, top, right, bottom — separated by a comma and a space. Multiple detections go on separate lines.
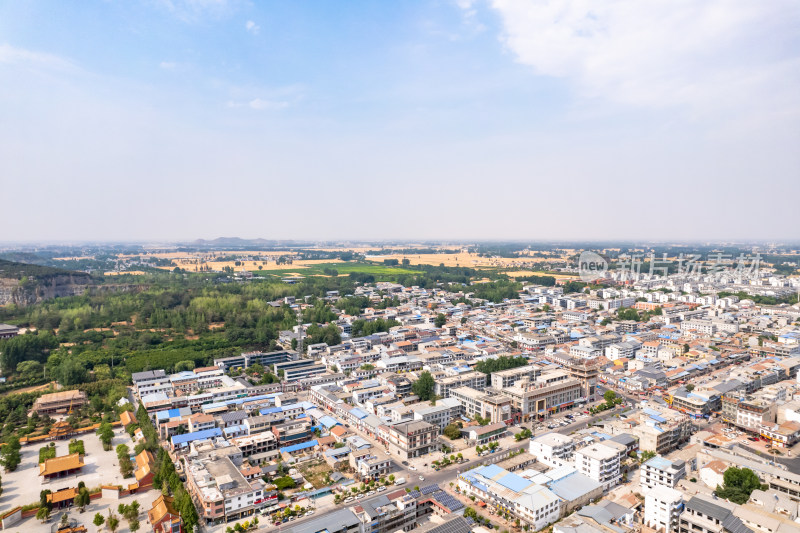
344, 497, 354, 504
409, 465, 417, 471
367, 490, 376, 496
377, 486, 386, 492
419, 475, 425, 481
307, 511, 315, 516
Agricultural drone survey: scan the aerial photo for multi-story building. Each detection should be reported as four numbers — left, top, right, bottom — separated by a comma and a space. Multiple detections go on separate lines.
185, 447, 266, 524
722, 393, 777, 432
355, 492, 419, 533
411, 403, 454, 432
678, 494, 752, 533
645, 485, 684, 533
434, 372, 487, 399
641, 456, 686, 490
503, 370, 584, 419
187, 413, 216, 433
228, 432, 278, 461
271, 419, 312, 447
449, 387, 513, 424
491, 365, 541, 389
528, 433, 575, 468
574, 443, 621, 490
350, 449, 391, 481
387, 421, 439, 460
214, 350, 298, 372
132, 370, 172, 398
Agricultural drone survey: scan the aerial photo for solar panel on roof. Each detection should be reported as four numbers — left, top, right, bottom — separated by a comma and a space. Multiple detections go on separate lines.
420, 484, 441, 495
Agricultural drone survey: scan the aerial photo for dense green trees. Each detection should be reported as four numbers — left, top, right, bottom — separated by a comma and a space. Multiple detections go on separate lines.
0, 332, 58, 374
474, 355, 529, 376
411, 371, 436, 401
305, 323, 341, 347
434, 313, 447, 328
97, 422, 114, 450
443, 423, 462, 440
470, 281, 521, 303
716, 467, 767, 504
350, 318, 400, 337
0, 436, 21, 471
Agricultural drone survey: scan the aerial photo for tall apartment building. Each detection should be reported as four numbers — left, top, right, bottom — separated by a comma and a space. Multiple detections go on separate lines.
386, 421, 439, 460
641, 456, 687, 490
574, 443, 621, 490
645, 485, 685, 533
434, 371, 487, 399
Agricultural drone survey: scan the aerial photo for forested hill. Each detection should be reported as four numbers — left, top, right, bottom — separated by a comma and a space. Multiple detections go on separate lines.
0, 259, 89, 280
0, 259, 94, 306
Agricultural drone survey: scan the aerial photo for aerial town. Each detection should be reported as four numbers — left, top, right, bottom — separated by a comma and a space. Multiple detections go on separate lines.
0, 244, 799, 533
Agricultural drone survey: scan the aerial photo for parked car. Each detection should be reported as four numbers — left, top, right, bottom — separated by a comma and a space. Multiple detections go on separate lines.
419, 475, 425, 481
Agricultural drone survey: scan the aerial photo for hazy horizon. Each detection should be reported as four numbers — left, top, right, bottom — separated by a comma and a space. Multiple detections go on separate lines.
2, 1, 799, 242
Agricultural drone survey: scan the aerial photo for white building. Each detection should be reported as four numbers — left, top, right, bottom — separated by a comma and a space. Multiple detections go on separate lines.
574, 443, 621, 490
529, 433, 575, 468
644, 485, 684, 533
641, 456, 686, 490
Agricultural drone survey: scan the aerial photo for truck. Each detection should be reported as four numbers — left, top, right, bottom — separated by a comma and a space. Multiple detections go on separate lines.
394, 477, 406, 486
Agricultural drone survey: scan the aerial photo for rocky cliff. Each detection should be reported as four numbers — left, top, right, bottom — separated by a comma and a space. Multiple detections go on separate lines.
0, 260, 93, 306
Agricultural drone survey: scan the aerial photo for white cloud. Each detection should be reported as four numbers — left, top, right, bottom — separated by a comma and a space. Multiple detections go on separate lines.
248, 98, 287, 110
0, 43, 74, 70
485, 0, 800, 118
159, 61, 177, 70
152, 0, 237, 23
245, 20, 260, 34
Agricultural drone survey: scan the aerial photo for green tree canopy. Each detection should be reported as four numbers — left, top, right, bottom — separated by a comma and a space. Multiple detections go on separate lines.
412, 371, 436, 402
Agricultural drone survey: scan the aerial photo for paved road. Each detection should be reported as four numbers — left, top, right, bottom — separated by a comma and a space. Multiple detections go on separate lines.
735, 443, 800, 473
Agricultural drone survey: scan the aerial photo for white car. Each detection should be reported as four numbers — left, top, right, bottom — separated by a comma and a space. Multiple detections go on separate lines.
419, 475, 425, 481
367, 490, 376, 496
344, 497, 354, 504
377, 486, 386, 492
409, 465, 417, 471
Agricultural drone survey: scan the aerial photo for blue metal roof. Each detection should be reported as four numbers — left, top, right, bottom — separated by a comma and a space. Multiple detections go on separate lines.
474, 464, 504, 479
223, 424, 246, 435
171, 427, 222, 446
496, 472, 533, 493
260, 406, 283, 415
349, 408, 368, 419
156, 408, 182, 421
280, 439, 318, 454
319, 415, 339, 429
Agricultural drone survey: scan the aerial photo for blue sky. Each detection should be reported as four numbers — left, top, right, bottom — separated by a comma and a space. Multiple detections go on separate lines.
1, 0, 798, 242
